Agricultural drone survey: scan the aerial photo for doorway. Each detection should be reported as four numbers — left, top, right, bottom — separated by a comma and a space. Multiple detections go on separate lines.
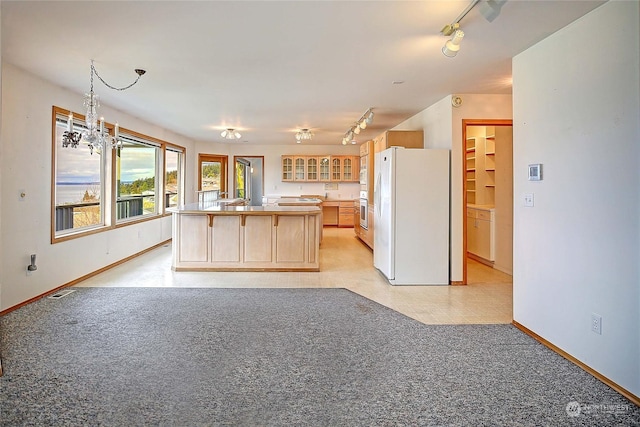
198, 154, 228, 196
233, 156, 264, 206
462, 120, 513, 285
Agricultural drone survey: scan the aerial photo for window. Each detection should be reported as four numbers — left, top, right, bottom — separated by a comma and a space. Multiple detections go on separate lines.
165, 146, 184, 209
198, 154, 227, 196
116, 132, 160, 222
52, 106, 187, 242
52, 110, 105, 235
235, 158, 250, 199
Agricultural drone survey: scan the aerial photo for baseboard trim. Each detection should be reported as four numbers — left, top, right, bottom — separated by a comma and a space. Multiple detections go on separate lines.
450, 281, 465, 286
0, 240, 172, 317
512, 320, 639, 407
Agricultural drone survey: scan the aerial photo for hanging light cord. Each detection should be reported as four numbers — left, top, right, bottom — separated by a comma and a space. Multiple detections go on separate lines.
91, 60, 146, 92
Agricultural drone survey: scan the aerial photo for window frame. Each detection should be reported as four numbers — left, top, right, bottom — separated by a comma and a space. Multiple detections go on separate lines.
113, 129, 162, 225
51, 106, 187, 243
164, 143, 185, 214
198, 154, 228, 196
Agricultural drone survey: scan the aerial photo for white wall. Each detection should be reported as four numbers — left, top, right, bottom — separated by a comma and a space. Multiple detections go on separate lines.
194, 141, 361, 201
0, 63, 197, 311
393, 94, 512, 282
513, 0, 639, 397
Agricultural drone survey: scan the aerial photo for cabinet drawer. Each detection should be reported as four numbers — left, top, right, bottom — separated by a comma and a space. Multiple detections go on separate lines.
477, 210, 494, 221
467, 208, 477, 218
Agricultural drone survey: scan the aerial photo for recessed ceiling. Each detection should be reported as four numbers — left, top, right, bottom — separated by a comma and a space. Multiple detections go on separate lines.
1, 1, 604, 145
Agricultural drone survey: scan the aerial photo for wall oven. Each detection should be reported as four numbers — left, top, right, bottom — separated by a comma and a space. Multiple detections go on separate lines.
359, 192, 368, 230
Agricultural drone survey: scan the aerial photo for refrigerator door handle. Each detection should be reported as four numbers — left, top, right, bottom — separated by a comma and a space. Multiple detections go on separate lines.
374, 173, 382, 217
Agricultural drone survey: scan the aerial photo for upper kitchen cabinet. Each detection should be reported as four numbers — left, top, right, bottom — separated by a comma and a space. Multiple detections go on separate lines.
306, 157, 319, 181
281, 155, 358, 182
294, 156, 306, 181
373, 130, 424, 153
319, 156, 331, 182
282, 156, 293, 181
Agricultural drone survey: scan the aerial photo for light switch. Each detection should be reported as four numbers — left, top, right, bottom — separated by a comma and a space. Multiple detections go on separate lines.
524, 193, 534, 207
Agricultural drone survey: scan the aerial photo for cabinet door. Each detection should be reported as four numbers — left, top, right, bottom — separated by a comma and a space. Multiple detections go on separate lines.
331, 157, 342, 181
342, 156, 353, 181
294, 156, 306, 181
281, 156, 293, 181
306, 157, 318, 181
178, 214, 209, 263
319, 156, 331, 181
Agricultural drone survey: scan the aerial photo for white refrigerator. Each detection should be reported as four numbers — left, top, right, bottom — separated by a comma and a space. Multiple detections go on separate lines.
373, 147, 450, 285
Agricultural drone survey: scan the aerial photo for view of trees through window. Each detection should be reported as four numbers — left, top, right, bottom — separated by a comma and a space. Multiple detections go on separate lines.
52, 107, 185, 240
201, 162, 221, 191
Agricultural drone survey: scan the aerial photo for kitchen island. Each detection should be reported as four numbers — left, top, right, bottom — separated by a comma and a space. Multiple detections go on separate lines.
170, 202, 321, 271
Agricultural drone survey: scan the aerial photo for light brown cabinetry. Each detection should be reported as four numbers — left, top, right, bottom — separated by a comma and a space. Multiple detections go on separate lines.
322, 200, 355, 227
172, 209, 321, 271
338, 201, 354, 227
282, 156, 293, 181
282, 155, 358, 182
373, 130, 424, 153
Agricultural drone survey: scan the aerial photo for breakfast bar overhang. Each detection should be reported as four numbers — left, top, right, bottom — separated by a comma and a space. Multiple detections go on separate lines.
170, 203, 322, 271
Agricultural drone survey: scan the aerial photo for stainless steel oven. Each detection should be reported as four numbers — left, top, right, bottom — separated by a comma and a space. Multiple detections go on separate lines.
359, 192, 368, 230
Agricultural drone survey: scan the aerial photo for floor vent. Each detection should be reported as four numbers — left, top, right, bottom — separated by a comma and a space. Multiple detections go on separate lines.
48, 289, 76, 299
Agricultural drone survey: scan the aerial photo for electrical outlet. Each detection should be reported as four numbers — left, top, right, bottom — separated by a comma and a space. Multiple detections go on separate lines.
591, 313, 602, 335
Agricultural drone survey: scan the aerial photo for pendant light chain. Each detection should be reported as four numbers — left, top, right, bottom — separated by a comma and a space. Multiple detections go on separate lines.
91, 60, 146, 92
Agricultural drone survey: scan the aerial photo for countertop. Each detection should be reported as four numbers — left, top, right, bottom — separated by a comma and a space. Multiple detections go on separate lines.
170, 202, 321, 215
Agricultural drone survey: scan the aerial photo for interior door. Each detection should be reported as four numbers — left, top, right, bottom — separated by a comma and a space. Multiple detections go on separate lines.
235, 158, 251, 201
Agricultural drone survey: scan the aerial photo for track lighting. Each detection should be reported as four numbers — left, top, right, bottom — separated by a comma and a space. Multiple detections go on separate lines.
340, 108, 373, 145
442, 30, 465, 57
440, 0, 501, 58
221, 128, 242, 140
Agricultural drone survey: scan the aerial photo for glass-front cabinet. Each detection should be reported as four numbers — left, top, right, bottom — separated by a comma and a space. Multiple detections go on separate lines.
319, 156, 331, 181
306, 157, 318, 181
281, 155, 358, 182
282, 156, 293, 181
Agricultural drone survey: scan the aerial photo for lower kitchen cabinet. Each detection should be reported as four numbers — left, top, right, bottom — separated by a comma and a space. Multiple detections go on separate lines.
322, 200, 355, 227
467, 206, 495, 262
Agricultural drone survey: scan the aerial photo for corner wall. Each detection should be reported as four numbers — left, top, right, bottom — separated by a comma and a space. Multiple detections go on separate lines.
512, 1, 639, 396
393, 94, 512, 282
0, 63, 197, 311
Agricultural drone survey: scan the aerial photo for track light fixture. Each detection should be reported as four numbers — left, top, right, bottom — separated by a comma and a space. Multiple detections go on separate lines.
221, 128, 242, 140
341, 108, 374, 145
443, 30, 465, 57
440, 0, 503, 58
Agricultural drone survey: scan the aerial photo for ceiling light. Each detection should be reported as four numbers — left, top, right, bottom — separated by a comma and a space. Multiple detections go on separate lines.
221, 128, 242, 140
295, 128, 314, 143
365, 110, 374, 125
62, 60, 145, 155
340, 107, 373, 145
442, 29, 465, 57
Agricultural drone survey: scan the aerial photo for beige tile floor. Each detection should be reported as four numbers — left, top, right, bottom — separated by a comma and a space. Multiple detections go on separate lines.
78, 227, 513, 325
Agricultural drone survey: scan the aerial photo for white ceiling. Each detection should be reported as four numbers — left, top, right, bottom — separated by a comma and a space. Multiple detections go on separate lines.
1, 0, 604, 146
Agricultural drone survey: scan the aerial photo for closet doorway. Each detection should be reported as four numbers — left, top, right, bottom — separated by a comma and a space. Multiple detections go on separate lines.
462, 119, 513, 285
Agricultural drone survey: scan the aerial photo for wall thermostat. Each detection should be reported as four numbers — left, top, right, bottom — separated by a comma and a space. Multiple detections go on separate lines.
451, 96, 463, 108
528, 163, 542, 181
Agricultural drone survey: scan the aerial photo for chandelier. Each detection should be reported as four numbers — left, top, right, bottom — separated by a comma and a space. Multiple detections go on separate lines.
342, 108, 374, 145
295, 129, 314, 143
221, 128, 242, 140
62, 60, 146, 155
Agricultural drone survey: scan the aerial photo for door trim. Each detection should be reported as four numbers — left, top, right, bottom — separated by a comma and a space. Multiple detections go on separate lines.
462, 119, 512, 285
